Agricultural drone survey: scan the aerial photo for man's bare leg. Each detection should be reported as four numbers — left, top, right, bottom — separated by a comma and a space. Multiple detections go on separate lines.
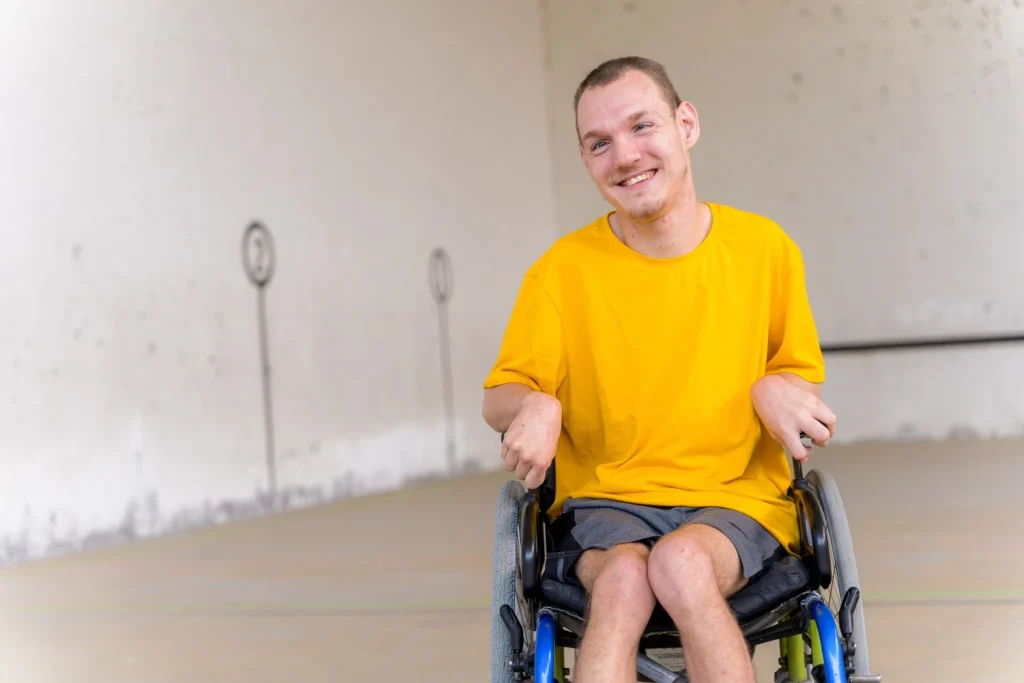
572, 542, 656, 683
647, 524, 753, 683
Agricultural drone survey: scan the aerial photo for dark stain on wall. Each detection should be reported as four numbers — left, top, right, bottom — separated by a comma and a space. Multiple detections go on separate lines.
0, 471, 360, 566
0, 449, 489, 566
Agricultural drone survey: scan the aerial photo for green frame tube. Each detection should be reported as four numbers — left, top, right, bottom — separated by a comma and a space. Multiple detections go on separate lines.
809, 619, 824, 669
785, 632, 807, 681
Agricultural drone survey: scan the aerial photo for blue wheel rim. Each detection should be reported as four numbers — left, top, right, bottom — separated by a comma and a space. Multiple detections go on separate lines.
808, 595, 848, 683
534, 613, 556, 683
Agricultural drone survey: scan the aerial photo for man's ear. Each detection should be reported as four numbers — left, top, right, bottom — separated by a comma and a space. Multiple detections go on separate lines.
676, 101, 701, 148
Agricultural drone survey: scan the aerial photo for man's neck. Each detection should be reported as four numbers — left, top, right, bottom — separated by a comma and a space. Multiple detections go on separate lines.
609, 195, 712, 260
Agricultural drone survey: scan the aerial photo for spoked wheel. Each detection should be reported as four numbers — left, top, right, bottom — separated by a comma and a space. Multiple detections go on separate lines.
807, 469, 870, 676
776, 468, 873, 683
492, 480, 529, 683
802, 469, 871, 682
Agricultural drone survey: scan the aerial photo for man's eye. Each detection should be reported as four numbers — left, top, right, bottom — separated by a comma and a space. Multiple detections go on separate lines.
592, 141, 608, 152
635, 123, 652, 132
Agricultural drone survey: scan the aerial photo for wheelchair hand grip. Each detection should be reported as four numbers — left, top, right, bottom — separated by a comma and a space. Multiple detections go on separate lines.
790, 431, 819, 481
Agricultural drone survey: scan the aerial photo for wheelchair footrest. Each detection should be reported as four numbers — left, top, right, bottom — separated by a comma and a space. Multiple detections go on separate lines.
637, 653, 686, 683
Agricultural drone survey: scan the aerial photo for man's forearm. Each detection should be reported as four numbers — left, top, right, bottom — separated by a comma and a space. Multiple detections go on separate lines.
482, 383, 539, 433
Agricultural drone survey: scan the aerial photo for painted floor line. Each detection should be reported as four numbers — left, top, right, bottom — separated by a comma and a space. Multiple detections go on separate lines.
14, 589, 1024, 616
863, 589, 1024, 602
16, 599, 493, 616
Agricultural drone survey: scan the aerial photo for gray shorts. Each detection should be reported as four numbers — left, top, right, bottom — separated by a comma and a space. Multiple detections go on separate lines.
544, 498, 786, 585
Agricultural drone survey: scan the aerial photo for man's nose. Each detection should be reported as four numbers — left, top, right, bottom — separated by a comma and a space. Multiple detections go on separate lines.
613, 138, 642, 168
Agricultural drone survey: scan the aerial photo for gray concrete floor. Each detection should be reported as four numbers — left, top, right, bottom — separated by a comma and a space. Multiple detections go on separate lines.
1, 437, 1021, 682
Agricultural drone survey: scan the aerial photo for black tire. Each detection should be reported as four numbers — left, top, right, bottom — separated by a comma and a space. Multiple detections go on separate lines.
492, 480, 527, 683
806, 469, 870, 676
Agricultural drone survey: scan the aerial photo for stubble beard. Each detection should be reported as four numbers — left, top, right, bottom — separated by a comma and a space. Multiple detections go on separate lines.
627, 200, 664, 221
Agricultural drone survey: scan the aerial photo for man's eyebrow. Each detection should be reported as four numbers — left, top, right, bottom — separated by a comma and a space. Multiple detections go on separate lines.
580, 110, 661, 143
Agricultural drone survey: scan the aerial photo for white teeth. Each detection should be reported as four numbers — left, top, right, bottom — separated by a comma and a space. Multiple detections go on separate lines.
624, 172, 652, 186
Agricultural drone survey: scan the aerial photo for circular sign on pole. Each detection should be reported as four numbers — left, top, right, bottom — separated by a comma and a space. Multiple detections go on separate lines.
242, 220, 278, 503
428, 246, 456, 471
243, 221, 276, 288
428, 247, 453, 305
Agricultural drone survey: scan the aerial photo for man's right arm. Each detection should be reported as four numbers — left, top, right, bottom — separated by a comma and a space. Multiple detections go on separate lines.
481, 267, 564, 487
482, 383, 539, 433
483, 383, 562, 489
483, 383, 562, 435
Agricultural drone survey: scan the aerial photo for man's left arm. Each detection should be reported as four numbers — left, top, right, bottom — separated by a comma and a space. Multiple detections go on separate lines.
752, 372, 834, 460
752, 232, 835, 460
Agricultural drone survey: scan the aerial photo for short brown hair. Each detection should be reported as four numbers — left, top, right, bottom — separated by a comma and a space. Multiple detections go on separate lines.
573, 57, 682, 140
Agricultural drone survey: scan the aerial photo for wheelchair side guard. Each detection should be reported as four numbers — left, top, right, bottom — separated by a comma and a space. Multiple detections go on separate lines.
788, 433, 833, 590
518, 492, 545, 599
792, 479, 832, 590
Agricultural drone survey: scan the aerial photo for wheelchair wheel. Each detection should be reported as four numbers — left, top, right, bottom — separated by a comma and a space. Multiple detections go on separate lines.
492, 479, 527, 683
807, 469, 870, 676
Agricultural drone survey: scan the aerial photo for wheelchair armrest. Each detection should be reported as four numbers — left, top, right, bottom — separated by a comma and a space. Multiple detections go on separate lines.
792, 479, 832, 590
518, 490, 546, 599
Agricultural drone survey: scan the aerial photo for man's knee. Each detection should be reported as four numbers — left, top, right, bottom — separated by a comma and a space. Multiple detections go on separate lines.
578, 544, 655, 612
647, 530, 724, 609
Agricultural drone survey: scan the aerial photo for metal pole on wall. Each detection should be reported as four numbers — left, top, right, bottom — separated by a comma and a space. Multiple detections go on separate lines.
428, 247, 456, 472
243, 221, 278, 502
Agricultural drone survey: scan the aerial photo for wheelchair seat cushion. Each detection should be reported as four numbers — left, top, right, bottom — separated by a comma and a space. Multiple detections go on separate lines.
539, 553, 815, 629
543, 498, 790, 587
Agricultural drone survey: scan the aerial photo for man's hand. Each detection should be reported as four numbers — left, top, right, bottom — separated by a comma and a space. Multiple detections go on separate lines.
501, 392, 562, 489
751, 374, 836, 461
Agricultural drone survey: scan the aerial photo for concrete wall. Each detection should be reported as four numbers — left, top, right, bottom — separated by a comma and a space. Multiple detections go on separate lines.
7, 0, 1022, 566
542, 0, 1024, 443
0, 0, 557, 563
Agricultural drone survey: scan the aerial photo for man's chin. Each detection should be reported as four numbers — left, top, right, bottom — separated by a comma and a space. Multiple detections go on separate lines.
623, 201, 665, 222
602, 190, 665, 222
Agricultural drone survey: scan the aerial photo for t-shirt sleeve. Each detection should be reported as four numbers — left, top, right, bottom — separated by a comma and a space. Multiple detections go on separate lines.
765, 233, 826, 383
482, 272, 565, 395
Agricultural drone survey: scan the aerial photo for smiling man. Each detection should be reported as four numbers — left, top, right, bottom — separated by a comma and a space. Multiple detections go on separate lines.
482, 56, 835, 683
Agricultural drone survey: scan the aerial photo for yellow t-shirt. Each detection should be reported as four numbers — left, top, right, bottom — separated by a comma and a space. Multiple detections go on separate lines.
483, 202, 825, 554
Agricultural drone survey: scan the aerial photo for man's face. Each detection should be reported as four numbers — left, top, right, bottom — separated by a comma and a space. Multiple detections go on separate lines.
576, 70, 698, 222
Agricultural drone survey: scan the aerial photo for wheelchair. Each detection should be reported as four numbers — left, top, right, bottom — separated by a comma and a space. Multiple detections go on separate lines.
491, 436, 882, 683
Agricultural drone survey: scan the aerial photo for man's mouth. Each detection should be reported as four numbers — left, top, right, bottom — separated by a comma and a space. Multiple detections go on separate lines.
618, 170, 657, 187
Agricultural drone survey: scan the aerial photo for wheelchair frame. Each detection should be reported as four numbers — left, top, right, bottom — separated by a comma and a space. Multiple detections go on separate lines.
491, 439, 881, 683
